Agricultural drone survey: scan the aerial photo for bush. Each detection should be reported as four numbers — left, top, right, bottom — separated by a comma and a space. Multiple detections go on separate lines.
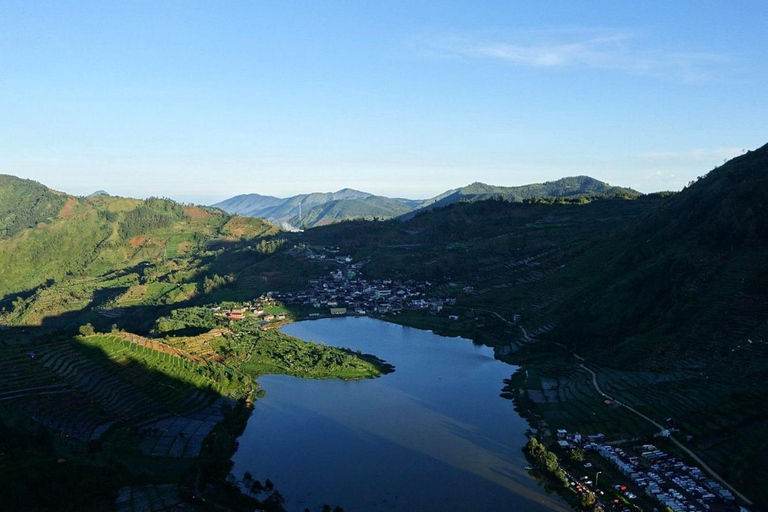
79, 323, 95, 336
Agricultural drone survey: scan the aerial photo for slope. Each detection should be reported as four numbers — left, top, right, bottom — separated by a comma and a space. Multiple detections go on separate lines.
408, 176, 640, 218
552, 145, 768, 366
213, 188, 380, 227
290, 195, 414, 228
0, 178, 279, 330
0, 174, 68, 239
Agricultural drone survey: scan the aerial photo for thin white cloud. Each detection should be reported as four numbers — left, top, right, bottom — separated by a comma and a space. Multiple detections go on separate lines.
424, 28, 729, 81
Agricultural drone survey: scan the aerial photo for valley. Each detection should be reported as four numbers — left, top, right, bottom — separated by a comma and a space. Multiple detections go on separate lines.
0, 144, 766, 511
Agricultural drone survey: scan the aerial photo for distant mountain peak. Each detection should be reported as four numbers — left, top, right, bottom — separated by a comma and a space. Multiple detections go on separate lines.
213, 175, 640, 228
88, 190, 110, 197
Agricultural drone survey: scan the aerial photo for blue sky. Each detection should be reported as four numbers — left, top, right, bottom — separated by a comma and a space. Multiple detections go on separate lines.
1, 1, 766, 204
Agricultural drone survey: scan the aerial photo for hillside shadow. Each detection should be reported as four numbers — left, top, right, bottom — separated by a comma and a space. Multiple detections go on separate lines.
0, 279, 55, 309
0, 319, 257, 511
36, 299, 200, 335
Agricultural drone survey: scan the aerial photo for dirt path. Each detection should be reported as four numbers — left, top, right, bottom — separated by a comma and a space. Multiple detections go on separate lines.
459, 307, 532, 342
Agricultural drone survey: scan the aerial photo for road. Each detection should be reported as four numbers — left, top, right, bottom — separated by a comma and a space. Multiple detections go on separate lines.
579, 363, 753, 505
455, 307, 752, 505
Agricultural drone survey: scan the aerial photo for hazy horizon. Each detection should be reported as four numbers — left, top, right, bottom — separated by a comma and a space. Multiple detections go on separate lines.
17, 171, 690, 207
2, 2, 766, 205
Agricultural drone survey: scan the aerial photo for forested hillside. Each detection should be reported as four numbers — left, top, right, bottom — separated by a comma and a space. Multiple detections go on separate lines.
552, 145, 768, 366
214, 176, 640, 227
409, 176, 640, 216
0, 180, 279, 331
0, 175, 68, 239
289, 195, 413, 227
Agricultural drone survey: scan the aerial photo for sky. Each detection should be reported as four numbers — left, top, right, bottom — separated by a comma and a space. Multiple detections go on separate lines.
1, 1, 766, 204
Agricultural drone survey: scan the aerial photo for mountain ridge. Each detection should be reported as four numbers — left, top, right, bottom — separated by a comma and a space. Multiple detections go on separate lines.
213, 176, 641, 228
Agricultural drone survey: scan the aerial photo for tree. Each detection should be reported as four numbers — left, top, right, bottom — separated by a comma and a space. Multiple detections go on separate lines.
580, 491, 596, 508
79, 323, 95, 336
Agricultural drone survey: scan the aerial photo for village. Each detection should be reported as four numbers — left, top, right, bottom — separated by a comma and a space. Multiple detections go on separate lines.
276, 246, 451, 318
206, 248, 756, 512
206, 248, 455, 327
551, 429, 749, 512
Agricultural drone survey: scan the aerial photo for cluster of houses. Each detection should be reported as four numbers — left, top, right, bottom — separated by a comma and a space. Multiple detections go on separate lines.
554, 429, 746, 511
589, 441, 742, 512
212, 298, 286, 323
271, 258, 449, 317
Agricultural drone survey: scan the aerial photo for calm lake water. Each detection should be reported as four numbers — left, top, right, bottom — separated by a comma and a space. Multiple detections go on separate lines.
232, 317, 567, 512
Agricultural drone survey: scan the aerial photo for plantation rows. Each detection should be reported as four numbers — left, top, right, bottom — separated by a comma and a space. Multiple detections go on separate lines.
138, 397, 231, 458
18, 388, 112, 440
116, 333, 206, 365
0, 333, 232, 441
534, 364, 654, 438
172, 328, 230, 360
0, 348, 62, 397
36, 343, 168, 425
0, 345, 106, 439
589, 365, 768, 467
115, 484, 185, 512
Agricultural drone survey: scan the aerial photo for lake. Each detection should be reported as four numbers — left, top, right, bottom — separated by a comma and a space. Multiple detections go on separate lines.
231, 317, 567, 512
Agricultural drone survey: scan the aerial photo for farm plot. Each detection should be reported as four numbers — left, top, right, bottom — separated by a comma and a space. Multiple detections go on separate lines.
531, 364, 656, 438
0, 347, 63, 398
115, 484, 188, 512
36, 342, 166, 423
2, 333, 232, 441
138, 397, 232, 458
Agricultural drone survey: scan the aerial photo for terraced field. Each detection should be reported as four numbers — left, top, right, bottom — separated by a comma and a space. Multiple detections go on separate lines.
522, 364, 656, 440
0, 332, 245, 451
115, 484, 189, 512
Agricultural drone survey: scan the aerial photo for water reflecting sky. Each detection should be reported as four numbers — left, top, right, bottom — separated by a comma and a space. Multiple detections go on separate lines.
232, 317, 568, 512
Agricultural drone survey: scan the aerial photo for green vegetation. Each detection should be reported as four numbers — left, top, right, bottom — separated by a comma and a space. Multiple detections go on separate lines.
409, 176, 640, 216
0, 188, 280, 330
525, 438, 600, 511
215, 176, 639, 228
154, 306, 392, 380
525, 437, 567, 484
1, 143, 768, 507
80, 333, 245, 397
289, 195, 414, 227
118, 198, 187, 239
0, 174, 68, 239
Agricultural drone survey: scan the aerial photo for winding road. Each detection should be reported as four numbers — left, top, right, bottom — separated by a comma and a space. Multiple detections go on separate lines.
579, 363, 752, 505
456, 307, 752, 505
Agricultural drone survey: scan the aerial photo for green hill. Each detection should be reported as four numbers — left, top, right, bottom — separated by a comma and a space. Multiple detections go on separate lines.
0, 175, 68, 239
213, 188, 375, 227
408, 176, 641, 217
0, 179, 279, 330
214, 177, 640, 227
290, 195, 414, 228
552, 145, 768, 366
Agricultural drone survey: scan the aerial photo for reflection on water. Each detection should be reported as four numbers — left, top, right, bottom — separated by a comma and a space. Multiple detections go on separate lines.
232, 317, 567, 512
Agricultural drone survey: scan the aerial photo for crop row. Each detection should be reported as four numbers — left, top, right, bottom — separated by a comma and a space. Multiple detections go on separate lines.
138, 397, 230, 458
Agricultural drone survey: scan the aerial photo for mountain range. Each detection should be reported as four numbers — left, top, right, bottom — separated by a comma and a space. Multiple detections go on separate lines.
0, 144, 767, 507
212, 176, 640, 228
